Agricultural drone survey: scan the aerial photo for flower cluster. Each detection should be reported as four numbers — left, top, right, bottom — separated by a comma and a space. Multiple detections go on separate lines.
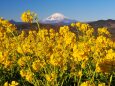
0, 11, 115, 86
4, 81, 19, 86
0, 18, 16, 33
21, 10, 36, 23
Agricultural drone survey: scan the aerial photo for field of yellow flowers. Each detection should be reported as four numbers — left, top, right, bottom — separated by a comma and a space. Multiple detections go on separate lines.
0, 10, 115, 86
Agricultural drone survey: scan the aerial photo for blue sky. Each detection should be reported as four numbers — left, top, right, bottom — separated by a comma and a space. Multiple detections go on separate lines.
0, 0, 115, 21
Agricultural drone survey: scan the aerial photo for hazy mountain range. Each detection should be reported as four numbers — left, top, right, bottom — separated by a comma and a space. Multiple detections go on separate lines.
9, 13, 115, 29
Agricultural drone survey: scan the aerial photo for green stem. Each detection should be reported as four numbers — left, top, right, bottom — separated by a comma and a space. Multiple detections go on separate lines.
109, 74, 113, 86
35, 18, 40, 31
36, 21, 40, 31
78, 75, 82, 86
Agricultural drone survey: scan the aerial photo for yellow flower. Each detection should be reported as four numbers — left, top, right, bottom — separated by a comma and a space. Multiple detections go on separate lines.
105, 49, 115, 59
81, 61, 86, 69
17, 46, 23, 54
45, 74, 51, 82
32, 60, 41, 71
80, 81, 95, 86
98, 27, 110, 36
4, 81, 19, 86
45, 72, 57, 82
49, 54, 58, 66
86, 28, 94, 36
71, 23, 75, 27
80, 81, 90, 86
96, 62, 101, 73
17, 57, 26, 67
78, 70, 82, 77
98, 83, 105, 86
59, 26, 69, 34
0, 51, 4, 63
10, 81, 19, 86
25, 70, 34, 82
21, 10, 35, 23
76, 22, 81, 27
73, 49, 87, 62
0, 18, 16, 33
20, 69, 27, 77
3, 60, 12, 68
18, 56, 31, 67
4, 82, 8, 86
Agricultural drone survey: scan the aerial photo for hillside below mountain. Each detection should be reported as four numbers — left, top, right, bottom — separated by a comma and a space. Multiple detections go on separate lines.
88, 19, 115, 40
15, 19, 115, 41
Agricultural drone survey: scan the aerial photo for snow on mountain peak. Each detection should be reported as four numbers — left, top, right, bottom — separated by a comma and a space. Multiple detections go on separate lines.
40, 13, 77, 24
46, 13, 67, 21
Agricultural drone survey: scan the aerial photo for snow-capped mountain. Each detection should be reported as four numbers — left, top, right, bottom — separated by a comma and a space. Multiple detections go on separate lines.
46, 13, 66, 21
40, 13, 76, 24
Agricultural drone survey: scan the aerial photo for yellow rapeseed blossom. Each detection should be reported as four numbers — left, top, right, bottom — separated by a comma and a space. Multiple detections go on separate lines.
21, 10, 35, 23
20, 69, 27, 77
98, 83, 105, 86
49, 58, 57, 66
76, 22, 81, 27
98, 27, 110, 36
3, 60, 12, 68
80, 81, 95, 86
0, 13, 115, 85
0, 52, 4, 63
71, 23, 75, 27
17, 57, 26, 67
96, 62, 102, 73
4, 82, 9, 86
25, 70, 34, 82
0, 18, 16, 33
45, 72, 57, 82
9, 81, 19, 86
78, 70, 82, 77
17, 46, 23, 54
45, 74, 51, 82
4, 81, 19, 86
32, 60, 45, 71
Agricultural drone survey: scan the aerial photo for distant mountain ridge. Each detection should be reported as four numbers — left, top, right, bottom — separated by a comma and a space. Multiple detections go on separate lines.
9, 20, 25, 25
88, 19, 115, 29
9, 18, 115, 29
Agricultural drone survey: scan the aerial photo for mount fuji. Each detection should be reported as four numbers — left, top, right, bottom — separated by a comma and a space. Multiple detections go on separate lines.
40, 13, 77, 25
